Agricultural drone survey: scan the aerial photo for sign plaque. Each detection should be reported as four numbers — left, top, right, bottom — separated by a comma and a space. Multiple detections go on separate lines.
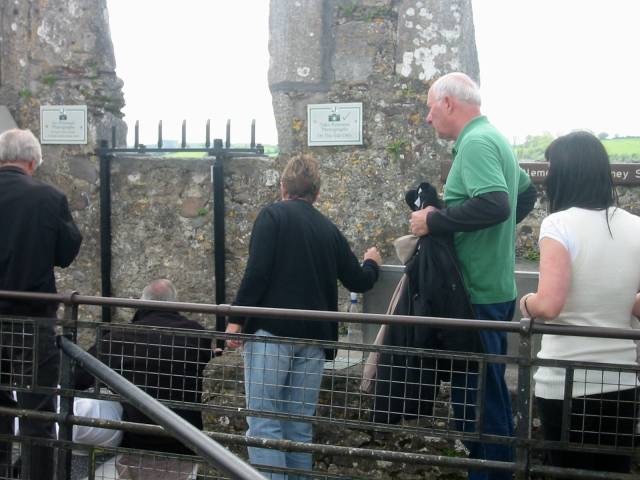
307, 102, 363, 146
40, 105, 87, 144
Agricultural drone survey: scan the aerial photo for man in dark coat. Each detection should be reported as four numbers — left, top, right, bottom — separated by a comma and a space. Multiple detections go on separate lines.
74, 279, 212, 455
0, 128, 82, 478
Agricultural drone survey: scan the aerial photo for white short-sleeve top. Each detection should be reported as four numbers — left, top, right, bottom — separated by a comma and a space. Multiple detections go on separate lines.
533, 207, 640, 400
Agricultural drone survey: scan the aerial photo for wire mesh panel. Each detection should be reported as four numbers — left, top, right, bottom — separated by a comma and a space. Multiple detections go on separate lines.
0, 317, 37, 390
0, 316, 59, 480
531, 359, 640, 478
65, 444, 220, 480
565, 365, 640, 452
222, 332, 490, 439
92, 323, 213, 406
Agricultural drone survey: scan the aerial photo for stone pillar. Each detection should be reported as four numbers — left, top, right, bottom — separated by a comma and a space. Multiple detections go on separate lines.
0, 0, 126, 316
268, 0, 479, 261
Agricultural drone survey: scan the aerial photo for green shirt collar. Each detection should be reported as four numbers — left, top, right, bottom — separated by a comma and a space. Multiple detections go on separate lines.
452, 115, 488, 157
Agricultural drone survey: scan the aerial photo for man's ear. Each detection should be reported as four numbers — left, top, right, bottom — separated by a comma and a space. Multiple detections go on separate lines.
26, 159, 37, 175
443, 95, 454, 113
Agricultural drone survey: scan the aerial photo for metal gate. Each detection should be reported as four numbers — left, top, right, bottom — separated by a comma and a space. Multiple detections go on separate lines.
95, 119, 266, 340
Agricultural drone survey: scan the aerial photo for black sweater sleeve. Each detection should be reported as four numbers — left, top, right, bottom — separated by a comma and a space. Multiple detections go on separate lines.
515, 182, 537, 224
427, 191, 510, 234
335, 230, 379, 293
427, 182, 538, 234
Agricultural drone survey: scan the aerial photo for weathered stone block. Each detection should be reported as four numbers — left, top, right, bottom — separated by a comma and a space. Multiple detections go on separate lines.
269, 0, 326, 86
334, 22, 376, 83
395, 0, 479, 82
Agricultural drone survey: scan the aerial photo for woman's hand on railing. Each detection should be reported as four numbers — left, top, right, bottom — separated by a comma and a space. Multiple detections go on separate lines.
519, 292, 535, 319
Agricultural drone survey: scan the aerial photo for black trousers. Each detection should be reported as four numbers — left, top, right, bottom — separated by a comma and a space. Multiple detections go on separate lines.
536, 387, 639, 475
0, 320, 59, 479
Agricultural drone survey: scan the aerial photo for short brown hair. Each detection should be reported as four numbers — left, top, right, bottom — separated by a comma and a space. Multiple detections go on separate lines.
281, 154, 321, 202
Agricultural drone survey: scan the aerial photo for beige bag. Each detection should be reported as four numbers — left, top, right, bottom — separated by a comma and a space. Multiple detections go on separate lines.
360, 235, 418, 393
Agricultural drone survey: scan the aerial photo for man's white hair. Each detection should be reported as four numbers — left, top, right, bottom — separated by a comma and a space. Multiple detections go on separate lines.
0, 129, 43, 167
141, 279, 178, 302
430, 72, 481, 106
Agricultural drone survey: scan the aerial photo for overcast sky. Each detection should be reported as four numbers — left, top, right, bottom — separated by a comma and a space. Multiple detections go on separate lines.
107, 0, 640, 146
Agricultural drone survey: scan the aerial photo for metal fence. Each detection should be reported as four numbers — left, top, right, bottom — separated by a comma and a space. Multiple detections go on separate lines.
0, 290, 639, 479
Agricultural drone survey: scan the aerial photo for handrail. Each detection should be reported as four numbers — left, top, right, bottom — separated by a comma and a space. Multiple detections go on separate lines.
3, 289, 640, 340
56, 335, 264, 480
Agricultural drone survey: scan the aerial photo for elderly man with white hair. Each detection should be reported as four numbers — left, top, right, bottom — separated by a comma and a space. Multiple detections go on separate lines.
409, 73, 536, 480
0, 128, 82, 478
74, 279, 211, 479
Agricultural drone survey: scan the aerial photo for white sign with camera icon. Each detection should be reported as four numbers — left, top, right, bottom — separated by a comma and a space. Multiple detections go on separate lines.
307, 103, 363, 146
40, 105, 87, 144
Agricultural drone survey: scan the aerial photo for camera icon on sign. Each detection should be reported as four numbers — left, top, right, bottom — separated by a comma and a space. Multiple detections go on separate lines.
328, 113, 341, 122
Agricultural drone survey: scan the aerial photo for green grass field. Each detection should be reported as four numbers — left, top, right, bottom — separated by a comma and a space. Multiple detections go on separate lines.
602, 137, 640, 156
516, 136, 640, 161
161, 144, 279, 159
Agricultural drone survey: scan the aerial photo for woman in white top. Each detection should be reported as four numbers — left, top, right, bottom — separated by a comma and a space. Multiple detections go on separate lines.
520, 131, 640, 474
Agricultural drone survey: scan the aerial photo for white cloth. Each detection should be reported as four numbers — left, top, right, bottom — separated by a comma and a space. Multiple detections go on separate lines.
73, 396, 124, 448
534, 207, 640, 399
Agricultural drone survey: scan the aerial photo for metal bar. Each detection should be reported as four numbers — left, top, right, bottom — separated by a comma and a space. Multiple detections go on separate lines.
530, 463, 638, 480
514, 317, 533, 480
88, 449, 97, 480
476, 357, 486, 436
98, 143, 112, 322
56, 299, 78, 480
157, 120, 163, 148
111, 126, 116, 148
5, 289, 640, 339
205, 119, 211, 148
181, 120, 187, 148
94, 147, 264, 154
560, 367, 575, 443
134, 120, 139, 148
250, 119, 255, 149
56, 336, 264, 480
213, 150, 226, 349
225, 119, 231, 148
0, 407, 519, 475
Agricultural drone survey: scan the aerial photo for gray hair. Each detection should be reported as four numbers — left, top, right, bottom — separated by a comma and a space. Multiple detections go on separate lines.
429, 72, 481, 106
141, 279, 178, 302
0, 129, 43, 167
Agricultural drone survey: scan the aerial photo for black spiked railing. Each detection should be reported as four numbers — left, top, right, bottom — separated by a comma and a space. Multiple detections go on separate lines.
96, 119, 266, 343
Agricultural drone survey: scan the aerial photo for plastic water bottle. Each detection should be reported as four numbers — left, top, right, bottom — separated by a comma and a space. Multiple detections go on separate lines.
347, 292, 363, 344
348, 292, 361, 313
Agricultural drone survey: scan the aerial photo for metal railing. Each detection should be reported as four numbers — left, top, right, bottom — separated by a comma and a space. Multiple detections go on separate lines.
57, 335, 263, 480
0, 289, 638, 479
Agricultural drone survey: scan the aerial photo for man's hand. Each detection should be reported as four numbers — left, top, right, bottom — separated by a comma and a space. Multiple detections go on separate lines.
225, 322, 243, 349
363, 247, 382, 265
410, 206, 437, 237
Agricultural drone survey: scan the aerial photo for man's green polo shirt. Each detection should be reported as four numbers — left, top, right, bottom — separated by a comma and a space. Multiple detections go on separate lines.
444, 116, 531, 304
